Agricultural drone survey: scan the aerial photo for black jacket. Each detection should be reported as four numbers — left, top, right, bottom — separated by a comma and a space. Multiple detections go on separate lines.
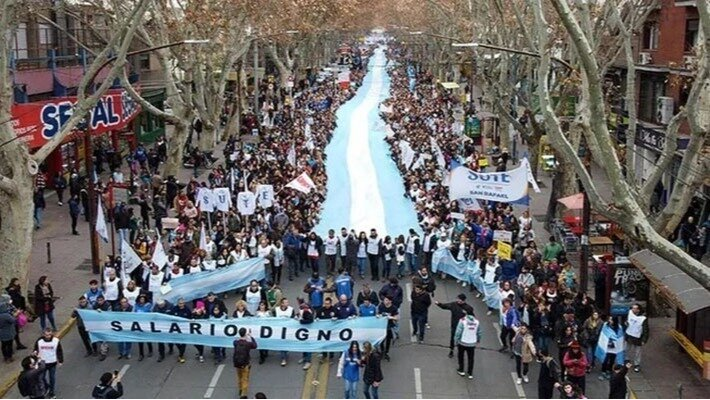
356, 290, 380, 307
233, 337, 257, 368
92, 382, 123, 399
609, 365, 629, 399
362, 351, 384, 384
410, 290, 432, 315
436, 301, 474, 328
17, 361, 46, 399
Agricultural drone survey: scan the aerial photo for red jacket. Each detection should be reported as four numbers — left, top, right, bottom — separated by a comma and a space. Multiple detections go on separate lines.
563, 351, 588, 377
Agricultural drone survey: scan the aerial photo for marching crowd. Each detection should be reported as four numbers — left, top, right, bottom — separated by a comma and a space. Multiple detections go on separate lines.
2, 40, 649, 400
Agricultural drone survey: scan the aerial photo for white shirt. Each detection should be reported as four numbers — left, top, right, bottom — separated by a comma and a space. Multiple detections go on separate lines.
626, 310, 646, 339
339, 235, 349, 256
423, 234, 434, 252
257, 244, 274, 264
324, 236, 338, 255
167, 268, 184, 279
396, 243, 405, 262
147, 271, 164, 293
366, 236, 381, 255
274, 306, 294, 318
104, 278, 121, 301
383, 243, 393, 261
357, 242, 367, 258
123, 287, 140, 306
437, 238, 451, 249
406, 235, 418, 254
36, 337, 60, 364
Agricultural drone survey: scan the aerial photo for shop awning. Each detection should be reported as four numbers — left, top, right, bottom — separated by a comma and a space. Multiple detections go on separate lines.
439, 82, 460, 90
629, 249, 710, 314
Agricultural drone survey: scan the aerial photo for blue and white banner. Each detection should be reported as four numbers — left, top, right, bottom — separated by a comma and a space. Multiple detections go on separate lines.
77, 310, 387, 352
161, 258, 266, 303
595, 323, 625, 365
431, 248, 501, 309
449, 159, 533, 203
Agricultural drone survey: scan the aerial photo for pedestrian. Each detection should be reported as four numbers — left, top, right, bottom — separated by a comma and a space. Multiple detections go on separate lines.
91, 371, 123, 399
609, 361, 633, 398
376, 296, 398, 361
34, 276, 57, 332
511, 323, 536, 384
366, 229, 382, 281
1, 294, 17, 363
337, 341, 363, 399
297, 300, 315, 370
624, 303, 649, 372
356, 232, 368, 279
53, 172, 67, 206
410, 285, 431, 343
404, 229, 420, 274
537, 350, 560, 399
324, 229, 339, 274
17, 355, 47, 399
71, 296, 97, 357
68, 194, 81, 235
233, 327, 257, 399
33, 189, 46, 230
271, 298, 296, 366
335, 269, 354, 301
435, 294, 474, 358
579, 310, 602, 372
563, 341, 588, 393
171, 298, 192, 363
33, 327, 63, 398
244, 280, 267, 316
361, 341, 383, 399
152, 299, 173, 362
454, 310, 480, 380
133, 294, 153, 361
115, 298, 133, 359
304, 272, 326, 309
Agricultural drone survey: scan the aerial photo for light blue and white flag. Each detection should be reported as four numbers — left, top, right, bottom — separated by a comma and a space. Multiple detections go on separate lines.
161, 258, 266, 303
431, 248, 501, 310
77, 310, 387, 352
595, 323, 626, 365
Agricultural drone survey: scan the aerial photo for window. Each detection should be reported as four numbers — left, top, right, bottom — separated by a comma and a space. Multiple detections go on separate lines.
9, 23, 28, 59
37, 23, 54, 45
685, 19, 699, 52
138, 54, 150, 70
638, 73, 666, 122
642, 22, 659, 50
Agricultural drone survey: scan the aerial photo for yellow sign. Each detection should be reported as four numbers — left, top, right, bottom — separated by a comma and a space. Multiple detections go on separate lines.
498, 241, 512, 261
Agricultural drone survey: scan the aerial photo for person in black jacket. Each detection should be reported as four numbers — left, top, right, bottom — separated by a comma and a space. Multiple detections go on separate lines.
362, 341, 383, 399
435, 294, 474, 358
609, 361, 633, 399
410, 285, 431, 343
356, 284, 379, 307
537, 350, 560, 399
17, 355, 46, 399
233, 328, 257, 398
92, 372, 123, 399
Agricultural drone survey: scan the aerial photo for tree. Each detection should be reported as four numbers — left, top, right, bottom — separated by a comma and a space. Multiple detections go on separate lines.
0, 0, 152, 291
530, 0, 710, 288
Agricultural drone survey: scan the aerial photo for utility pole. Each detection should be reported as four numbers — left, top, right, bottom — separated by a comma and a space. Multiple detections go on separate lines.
84, 123, 100, 274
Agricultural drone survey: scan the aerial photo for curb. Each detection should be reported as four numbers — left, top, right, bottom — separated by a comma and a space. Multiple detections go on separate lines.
0, 318, 76, 398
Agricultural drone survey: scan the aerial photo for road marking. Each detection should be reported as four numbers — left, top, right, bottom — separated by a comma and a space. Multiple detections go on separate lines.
511, 372, 526, 398
203, 364, 225, 398
414, 367, 423, 399
406, 283, 412, 302
117, 364, 130, 380
406, 283, 416, 342
301, 361, 316, 399
315, 358, 331, 399
493, 322, 504, 346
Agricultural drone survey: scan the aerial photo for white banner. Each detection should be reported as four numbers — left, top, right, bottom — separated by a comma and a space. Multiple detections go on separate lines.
120, 238, 143, 274
196, 188, 215, 213
286, 172, 316, 194
399, 140, 415, 169
213, 187, 232, 212
95, 197, 109, 243
256, 184, 274, 208
199, 224, 208, 252
449, 163, 530, 203
152, 238, 168, 269
237, 191, 257, 215
493, 230, 513, 243
522, 158, 541, 193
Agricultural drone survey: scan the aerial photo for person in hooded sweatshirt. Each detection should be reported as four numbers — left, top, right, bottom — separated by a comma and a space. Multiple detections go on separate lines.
453, 310, 481, 380
435, 294, 474, 358
91, 371, 123, 399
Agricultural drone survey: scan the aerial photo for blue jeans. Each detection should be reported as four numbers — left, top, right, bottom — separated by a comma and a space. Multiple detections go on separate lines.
364, 382, 379, 399
405, 253, 418, 273
34, 207, 43, 228
383, 259, 392, 278
585, 344, 596, 367
303, 352, 312, 363
344, 379, 358, 399
43, 363, 57, 394
357, 258, 367, 276
411, 312, 427, 341
119, 342, 132, 356
535, 335, 550, 354
280, 351, 288, 361
39, 311, 57, 331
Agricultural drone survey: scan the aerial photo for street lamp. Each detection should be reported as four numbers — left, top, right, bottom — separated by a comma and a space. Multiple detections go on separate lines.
84, 38, 209, 274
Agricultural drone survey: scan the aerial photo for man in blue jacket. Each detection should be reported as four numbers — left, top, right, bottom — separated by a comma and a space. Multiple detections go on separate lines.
283, 227, 303, 281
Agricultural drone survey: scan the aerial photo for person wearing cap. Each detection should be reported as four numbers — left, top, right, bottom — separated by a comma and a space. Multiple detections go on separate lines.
563, 341, 588, 393
33, 328, 63, 398
91, 371, 123, 399
435, 294, 474, 358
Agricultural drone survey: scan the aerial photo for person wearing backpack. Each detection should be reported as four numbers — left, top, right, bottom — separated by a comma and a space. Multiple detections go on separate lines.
91, 372, 123, 399
17, 355, 47, 399
233, 328, 257, 398
537, 350, 560, 399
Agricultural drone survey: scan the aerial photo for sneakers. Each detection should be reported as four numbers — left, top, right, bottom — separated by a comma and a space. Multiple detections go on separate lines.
448, 351, 454, 358
178, 356, 186, 363
281, 359, 287, 366
486, 310, 492, 316
303, 362, 312, 370
199, 355, 205, 363
16, 344, 27, 350
633, 365, 640, 373
462, 282, 467, 287
516, 378, 522, 385
457, 370, 465, 376
523, 375, 529, 383
425, 323, 431, 329
468, 375, 473, 380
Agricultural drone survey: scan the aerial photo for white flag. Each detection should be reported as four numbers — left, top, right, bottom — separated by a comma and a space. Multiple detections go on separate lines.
196, 188, 215, 212
430, 137, 446, 171
120, 238, 143, 274
522, 158, 541, 193
285, 172, 316, 194
399, 140, 415, 169
213, 187, 232, 212
152, 238, 168, 269
199, 224, 208, 251
95, 197, 109, 243
287, 144, 296, 166
256, 184, 274, 208
237, 191, 257, 215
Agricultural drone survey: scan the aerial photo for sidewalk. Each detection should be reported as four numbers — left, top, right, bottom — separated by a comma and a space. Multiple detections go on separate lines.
0, 133, 226, 396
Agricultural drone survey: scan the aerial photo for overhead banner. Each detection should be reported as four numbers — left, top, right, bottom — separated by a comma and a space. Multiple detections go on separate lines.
161, 258, 265, 303
431, 248, 501, 309
11, 89, 141, 149
449, 160, 532, 203
77, 310, 387, 352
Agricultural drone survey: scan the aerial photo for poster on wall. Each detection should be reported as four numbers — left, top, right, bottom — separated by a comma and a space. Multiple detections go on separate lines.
609, 261, 649, 316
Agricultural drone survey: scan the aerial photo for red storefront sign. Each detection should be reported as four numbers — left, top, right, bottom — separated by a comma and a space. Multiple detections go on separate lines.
11, 90, 141, 149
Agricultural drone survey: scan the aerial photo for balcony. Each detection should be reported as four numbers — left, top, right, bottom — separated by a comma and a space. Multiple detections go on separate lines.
675, 0, 696, 6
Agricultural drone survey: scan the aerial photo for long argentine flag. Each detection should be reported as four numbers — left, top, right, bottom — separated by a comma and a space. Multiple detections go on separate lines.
595, 323, 625, 364
316, 46, 421, 239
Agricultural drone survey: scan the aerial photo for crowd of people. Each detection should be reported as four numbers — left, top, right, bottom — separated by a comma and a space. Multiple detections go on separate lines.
3, 39, 651, 400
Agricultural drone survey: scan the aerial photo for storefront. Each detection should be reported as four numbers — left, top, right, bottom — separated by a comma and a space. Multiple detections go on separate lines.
11, 89, 141, 183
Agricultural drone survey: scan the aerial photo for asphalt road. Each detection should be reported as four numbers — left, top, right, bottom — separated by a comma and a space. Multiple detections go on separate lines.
5, 268, 623, 399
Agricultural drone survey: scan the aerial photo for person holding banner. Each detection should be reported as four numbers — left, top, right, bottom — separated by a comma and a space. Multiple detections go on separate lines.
152, 299, 174, 363
271, 298, 296, 366
171, 299, 192, 364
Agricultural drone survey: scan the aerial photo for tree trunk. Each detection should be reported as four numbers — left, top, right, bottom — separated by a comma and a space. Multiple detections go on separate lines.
164, 123, 188, 177
199, 122, 217, 152
0, 173, 34, 296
